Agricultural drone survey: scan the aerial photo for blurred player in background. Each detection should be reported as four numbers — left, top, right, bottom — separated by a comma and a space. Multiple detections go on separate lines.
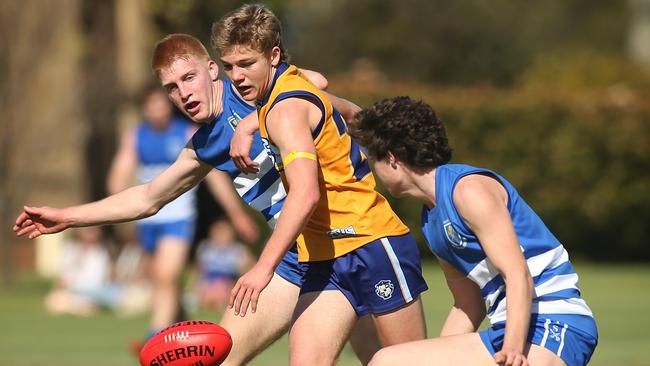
350, 96, 598, 366
46, 228, 153, 317
14, 33, 381, 365
213, 5, 428, 365
44, 226, 111, 316
195, 218, 254, 310
106, 85, 259, 344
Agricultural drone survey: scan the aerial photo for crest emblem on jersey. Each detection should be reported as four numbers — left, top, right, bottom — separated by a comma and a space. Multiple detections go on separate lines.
374, 280, 394, 300
227, 114, 241, 130
444, 221, 467, 249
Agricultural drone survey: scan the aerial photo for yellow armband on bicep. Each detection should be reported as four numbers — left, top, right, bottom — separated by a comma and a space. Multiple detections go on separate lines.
282, 150, 317, 168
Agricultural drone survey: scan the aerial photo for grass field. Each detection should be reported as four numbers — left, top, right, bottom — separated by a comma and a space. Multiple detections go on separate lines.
1, 262, 648, 366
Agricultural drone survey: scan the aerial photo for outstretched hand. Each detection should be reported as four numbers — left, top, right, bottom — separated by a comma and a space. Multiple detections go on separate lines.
228, 262, 274, 317
13, 206, 71, 239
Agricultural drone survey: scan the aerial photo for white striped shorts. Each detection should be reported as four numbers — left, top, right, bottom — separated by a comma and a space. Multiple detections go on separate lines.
480, 313, 598, 366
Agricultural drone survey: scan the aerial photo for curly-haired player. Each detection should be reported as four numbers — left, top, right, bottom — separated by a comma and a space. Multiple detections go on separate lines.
350, 96, 598, 366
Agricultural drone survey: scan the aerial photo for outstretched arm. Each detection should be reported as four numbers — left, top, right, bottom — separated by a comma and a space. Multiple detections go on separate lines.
454, 174, 534, 366
14, 144, 213, 239
203, 169, 259, 243
229, 97, 321, 316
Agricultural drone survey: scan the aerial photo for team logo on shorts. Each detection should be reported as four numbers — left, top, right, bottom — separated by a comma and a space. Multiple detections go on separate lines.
374, 280, 394, 300
549, 322, 564, 342
444, 221, 467, 249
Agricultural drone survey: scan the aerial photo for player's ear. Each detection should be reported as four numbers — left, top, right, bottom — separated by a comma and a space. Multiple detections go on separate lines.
270, 46, 281, 67
207, 60, 219, 81
387, 151, 398, 168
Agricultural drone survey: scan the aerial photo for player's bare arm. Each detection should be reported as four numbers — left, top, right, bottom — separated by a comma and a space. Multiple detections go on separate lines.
229, 112, 260, 174
324, 91, 361, 123
300, 68, 328, 90
229, 97, 321, 317
230, 92, 359, 174
204, 169, 259, 243
438, 259, 486, 336
229, 69, 332, 174
454, 174, 534, 366
14, 143, 212, 239
106, 129, 138, 194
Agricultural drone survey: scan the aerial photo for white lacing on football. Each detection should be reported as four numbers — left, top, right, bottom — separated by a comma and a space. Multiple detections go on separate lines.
163, 331, 190, 343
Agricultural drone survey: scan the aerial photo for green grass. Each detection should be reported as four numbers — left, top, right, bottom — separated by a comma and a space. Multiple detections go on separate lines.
0, 263, 648, 366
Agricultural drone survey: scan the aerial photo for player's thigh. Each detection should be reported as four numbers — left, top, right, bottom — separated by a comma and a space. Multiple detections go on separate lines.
348, 315, 381, 365
526, 343, 567, 366
369, 333, 495, 366
289, 290, 358, 366
152, 237, 191, 282
220, 273, 299, 366
372, 296, 426, 346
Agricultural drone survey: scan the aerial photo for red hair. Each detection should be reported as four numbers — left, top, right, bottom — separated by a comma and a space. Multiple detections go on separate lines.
151, 34, 210, 77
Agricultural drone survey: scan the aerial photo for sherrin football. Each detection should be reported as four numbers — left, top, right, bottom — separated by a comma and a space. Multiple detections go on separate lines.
140, 320, 232, 366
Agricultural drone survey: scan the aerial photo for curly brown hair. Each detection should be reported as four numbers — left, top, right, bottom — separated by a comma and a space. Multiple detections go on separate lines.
349, 96, 452, 169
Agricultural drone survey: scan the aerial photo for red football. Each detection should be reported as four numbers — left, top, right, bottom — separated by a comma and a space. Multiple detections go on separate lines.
140, 320, 232, 366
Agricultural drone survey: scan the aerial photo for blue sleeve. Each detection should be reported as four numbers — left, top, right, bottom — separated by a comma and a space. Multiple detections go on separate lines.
191, 122, 227, 167
191, 121, 242, 178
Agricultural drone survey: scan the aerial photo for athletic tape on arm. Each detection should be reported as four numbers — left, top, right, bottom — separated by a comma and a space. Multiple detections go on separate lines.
282, 151, 317, 167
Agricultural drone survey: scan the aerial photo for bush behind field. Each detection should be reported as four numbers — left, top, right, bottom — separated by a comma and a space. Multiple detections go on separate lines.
331, 60, 650, 261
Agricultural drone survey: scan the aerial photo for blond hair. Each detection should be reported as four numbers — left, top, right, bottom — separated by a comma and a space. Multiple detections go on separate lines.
151, 33, 211, 77
211, 4, 289, 63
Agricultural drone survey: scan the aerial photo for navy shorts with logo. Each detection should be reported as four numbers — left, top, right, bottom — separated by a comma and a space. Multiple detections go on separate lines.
299, 233, 428, 315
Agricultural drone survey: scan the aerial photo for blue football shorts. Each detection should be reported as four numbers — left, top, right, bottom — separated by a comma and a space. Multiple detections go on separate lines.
480, 313, 598, 366
299, 233, 428, 315
274, 244, 303, 286
136, 219, 195, 254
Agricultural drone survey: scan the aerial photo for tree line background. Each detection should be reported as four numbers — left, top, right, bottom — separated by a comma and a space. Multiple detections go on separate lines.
1, 0, 648, 283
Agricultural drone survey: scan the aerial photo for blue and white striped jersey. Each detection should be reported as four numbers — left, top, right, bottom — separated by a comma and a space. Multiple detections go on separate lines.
421, 164, 593, 327
136, 117, 196, 223
192, 78, 286, 228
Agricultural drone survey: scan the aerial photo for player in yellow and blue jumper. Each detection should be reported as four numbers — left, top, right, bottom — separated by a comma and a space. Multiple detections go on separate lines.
213, 5, 429, 365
